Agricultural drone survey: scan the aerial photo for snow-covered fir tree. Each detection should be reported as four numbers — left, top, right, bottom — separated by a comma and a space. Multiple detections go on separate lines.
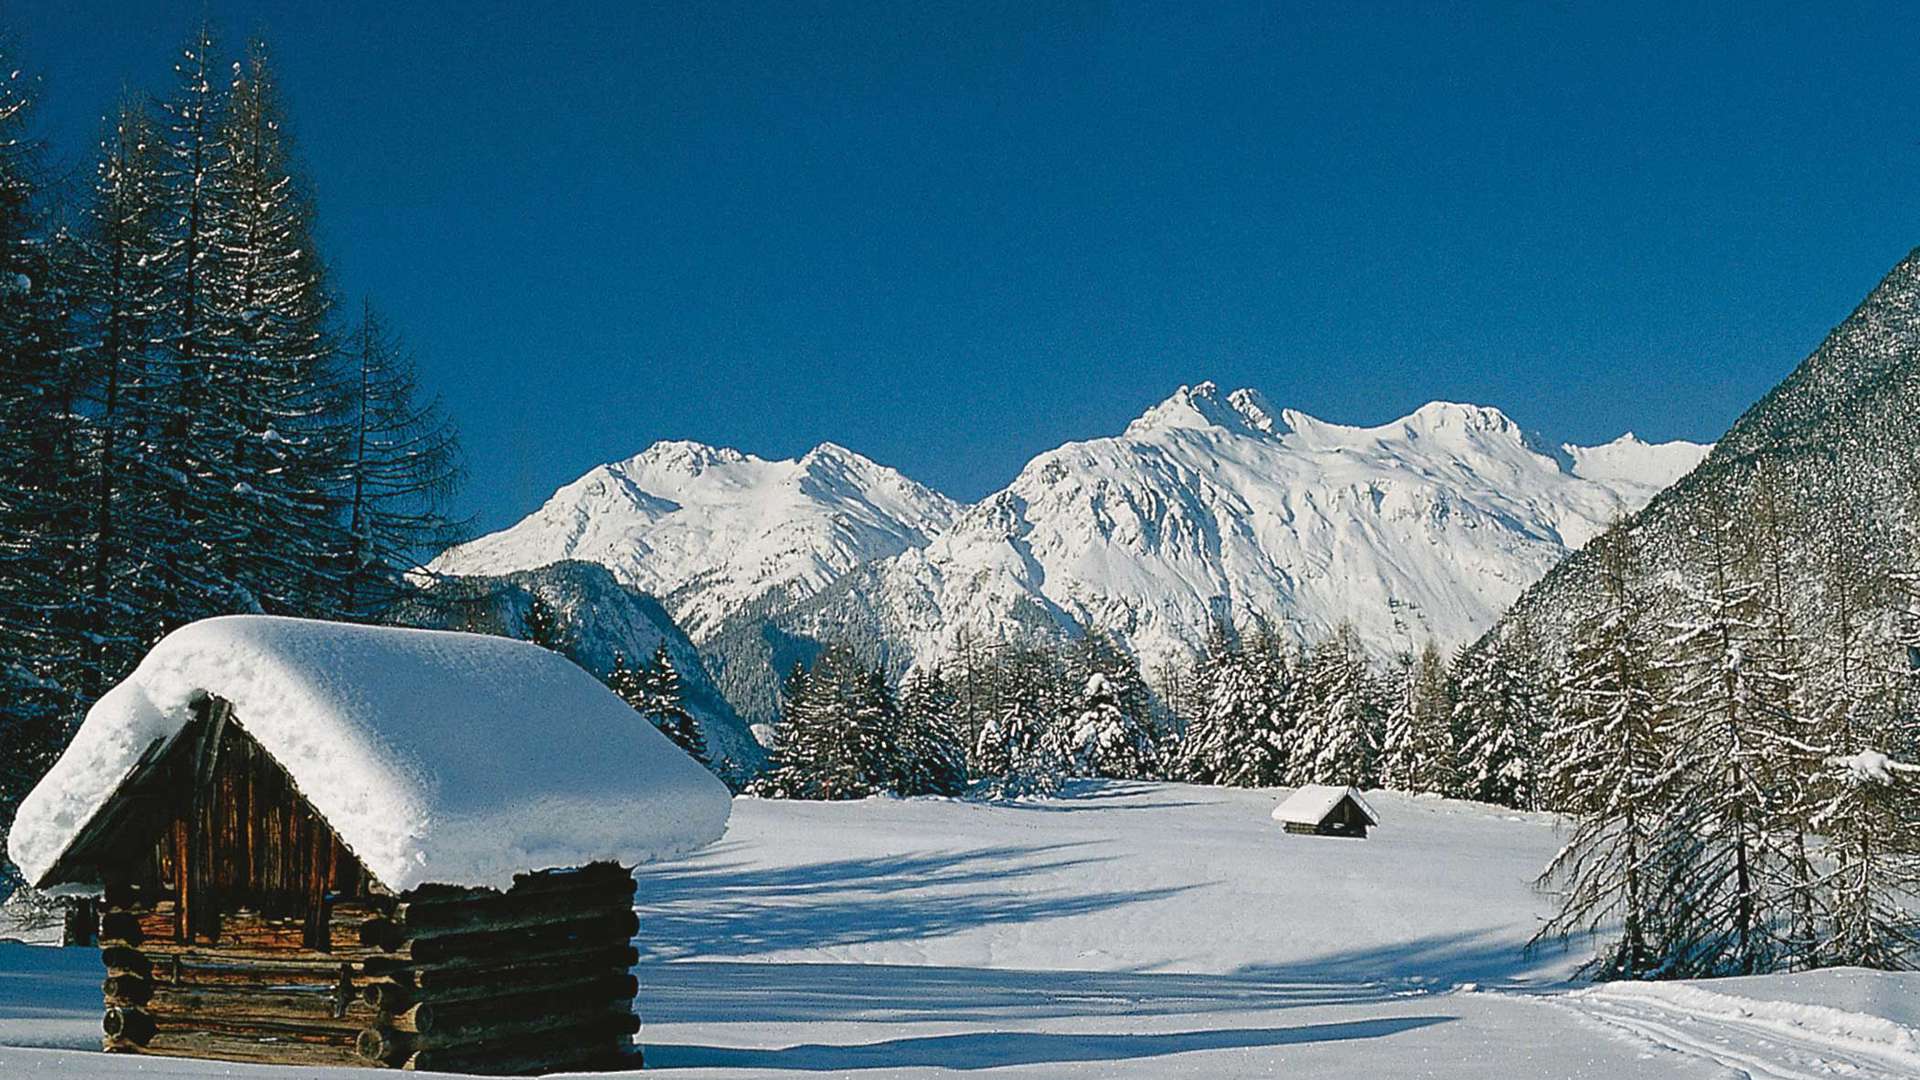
1290, 623, 1382, 788
70, 96, 173, 693
1061, 629, 1158, 778
0, 52, 87, 882
895, 666, 969, 796
1452, 625, 1547, 808
756, 650, 872, 800
635, 644, 706, 763
1380, 642, 1456, 796
197, 39, 345, 615
975, 646, 1071, 797
1182, 625, 1295, 788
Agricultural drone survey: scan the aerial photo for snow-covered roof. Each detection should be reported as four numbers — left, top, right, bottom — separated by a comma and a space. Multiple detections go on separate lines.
8, 616, 732, 893
1271, 785, 1379, 828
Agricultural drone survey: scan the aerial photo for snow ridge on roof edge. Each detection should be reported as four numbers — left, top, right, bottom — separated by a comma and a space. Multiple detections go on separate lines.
8, 615, 732, 894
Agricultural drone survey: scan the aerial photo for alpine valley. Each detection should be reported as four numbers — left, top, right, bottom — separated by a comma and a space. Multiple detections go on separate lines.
429, 383, 1708, 726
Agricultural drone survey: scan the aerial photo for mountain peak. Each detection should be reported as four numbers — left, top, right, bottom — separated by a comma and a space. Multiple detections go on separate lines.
1126, 381, 1280, 439
628, 439, 752, 475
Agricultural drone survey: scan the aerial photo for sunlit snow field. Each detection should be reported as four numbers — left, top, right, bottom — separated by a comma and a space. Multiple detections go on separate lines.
3, 781, 1917, 1078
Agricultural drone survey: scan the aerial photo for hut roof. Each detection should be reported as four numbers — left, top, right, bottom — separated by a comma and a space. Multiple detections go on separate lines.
1270, 785, 1379, 828
9, 616, 731, 893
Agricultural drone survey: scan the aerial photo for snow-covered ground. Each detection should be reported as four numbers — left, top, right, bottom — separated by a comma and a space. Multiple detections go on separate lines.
3, 782, 1915, 1077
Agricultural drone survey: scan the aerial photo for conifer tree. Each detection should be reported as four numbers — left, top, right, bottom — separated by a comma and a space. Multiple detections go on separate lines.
0, 49, 86, 880
72, 96, 172, 687
633, 644, 705, 763
1381, 642, 1456, 795
198, 38, 344, 615
1650, 510, 1785, 976
1535, 525, 1676, 979
1290, 624, 1381, 788
756, 647, 895, 800
335, 300, 464, 620
522, 594, 561, 652
147, 21, 230, 624
1453, 629, 1545, 808
896, 666, 969, 796
975, 646, 1070, 797
1062, 630, 1158, 778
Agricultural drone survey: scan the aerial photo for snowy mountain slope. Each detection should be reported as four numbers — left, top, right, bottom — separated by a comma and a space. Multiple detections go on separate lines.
6, 782, 1916, 1078
743, 384, 1706, 703
396, 561, 765, 775
429, 441, 960, 643
1484, 245, 1920, 662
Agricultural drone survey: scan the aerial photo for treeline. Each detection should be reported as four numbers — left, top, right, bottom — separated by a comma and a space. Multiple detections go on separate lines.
0, 27, 462, 878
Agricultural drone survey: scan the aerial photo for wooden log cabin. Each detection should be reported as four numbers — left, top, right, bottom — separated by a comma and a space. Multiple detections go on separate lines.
1270, 785, 1379, 839
8, 615, 733, 1074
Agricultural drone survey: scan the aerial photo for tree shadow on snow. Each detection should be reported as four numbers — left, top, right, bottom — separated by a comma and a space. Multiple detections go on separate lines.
633, 841, 1194, 961
637, 960, 1405, 1028
643, 1015, 1455, 1071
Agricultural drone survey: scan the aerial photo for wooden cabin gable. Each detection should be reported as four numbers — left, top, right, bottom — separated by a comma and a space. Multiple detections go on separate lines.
50, 696, 381, 948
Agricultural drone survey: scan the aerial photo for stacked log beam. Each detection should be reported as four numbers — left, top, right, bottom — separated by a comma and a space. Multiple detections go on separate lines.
98, 896, 389, 1067
352, 863, 641, 1074
98, 863, 642, 1073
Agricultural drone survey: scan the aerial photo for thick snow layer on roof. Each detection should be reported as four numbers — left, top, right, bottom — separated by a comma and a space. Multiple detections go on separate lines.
1271, 785, 1379, 827
8, 616, 732, 893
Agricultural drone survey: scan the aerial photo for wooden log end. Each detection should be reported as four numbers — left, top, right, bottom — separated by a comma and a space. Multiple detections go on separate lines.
356, 1024, 408, 1065
102, 1006, 155, 1045
102, 973, 153, 1006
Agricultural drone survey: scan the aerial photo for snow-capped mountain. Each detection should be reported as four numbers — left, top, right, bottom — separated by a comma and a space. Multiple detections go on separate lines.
429, 440, 961, 643
739, 384, 1706, 697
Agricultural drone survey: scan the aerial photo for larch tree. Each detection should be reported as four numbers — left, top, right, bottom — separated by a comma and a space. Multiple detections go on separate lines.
1534, 524, 1677, 980
199, 38, 344, 616
335, 299, 464, 621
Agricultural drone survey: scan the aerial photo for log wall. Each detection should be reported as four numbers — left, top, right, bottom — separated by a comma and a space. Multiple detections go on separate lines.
82, 700, 644, 1073
100, 864, 642, 1073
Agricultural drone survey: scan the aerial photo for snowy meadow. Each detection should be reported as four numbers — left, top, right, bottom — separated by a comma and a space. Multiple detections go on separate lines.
6, 782, 1920, 1078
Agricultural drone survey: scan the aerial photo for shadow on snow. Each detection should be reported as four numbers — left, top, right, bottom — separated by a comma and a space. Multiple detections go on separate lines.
644, 1015, 1455, 1072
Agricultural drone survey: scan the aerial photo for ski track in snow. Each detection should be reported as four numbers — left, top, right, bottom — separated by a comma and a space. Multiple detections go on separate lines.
1551, 981, 1920, 1080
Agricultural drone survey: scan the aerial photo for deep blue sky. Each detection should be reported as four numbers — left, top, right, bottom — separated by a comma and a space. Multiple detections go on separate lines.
18, 3, 1920, 533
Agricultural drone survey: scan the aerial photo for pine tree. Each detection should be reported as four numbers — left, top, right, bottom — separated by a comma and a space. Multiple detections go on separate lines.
639, 644, 705, 762
0, 49, 87, 884
756, 647, 890, 800
196, 38, 345, 616
975, 646, 1070, 797
1534, 525, 1677, 979
147, 21, 231, 625
70, 95, 177, 685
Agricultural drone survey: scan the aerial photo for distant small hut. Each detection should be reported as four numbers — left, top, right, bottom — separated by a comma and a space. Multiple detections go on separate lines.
1271, 785, 1378, 839
8, 615, 731, 1074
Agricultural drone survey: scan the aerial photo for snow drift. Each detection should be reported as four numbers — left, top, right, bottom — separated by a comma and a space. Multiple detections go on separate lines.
8, 616, 732, 893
